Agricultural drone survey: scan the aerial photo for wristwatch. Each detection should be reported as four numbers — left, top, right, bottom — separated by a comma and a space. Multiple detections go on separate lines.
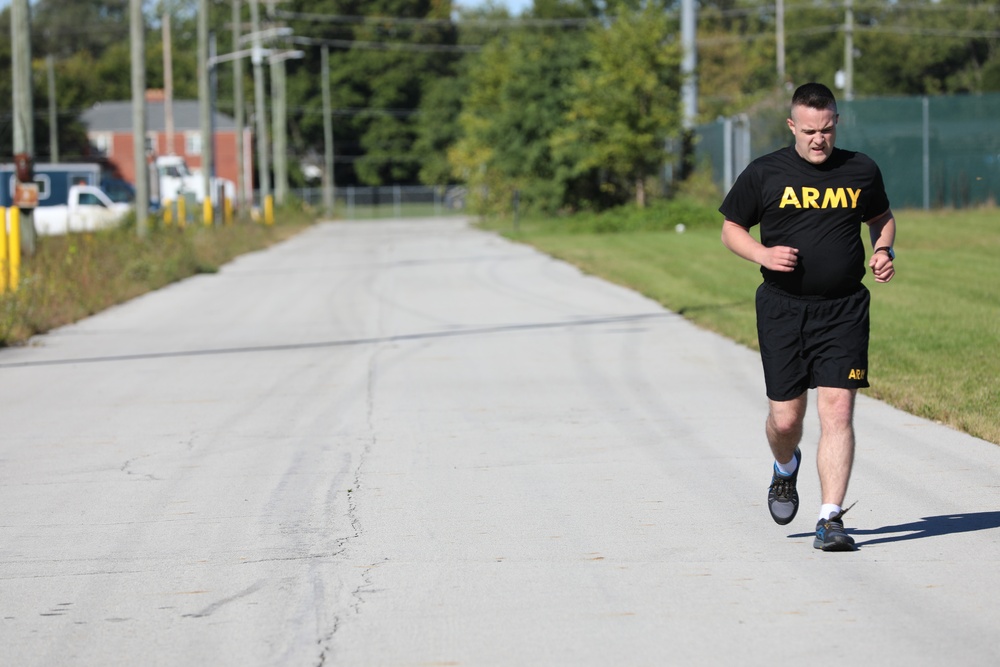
875, 246, 895, 260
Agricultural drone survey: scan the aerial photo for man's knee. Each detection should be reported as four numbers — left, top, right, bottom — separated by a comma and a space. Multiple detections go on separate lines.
768, 395, 807, 436
818, 388, 857, 429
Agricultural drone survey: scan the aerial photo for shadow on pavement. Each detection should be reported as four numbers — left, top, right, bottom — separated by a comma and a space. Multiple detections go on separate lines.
790, 511, 1000, 548
0, 312, 675, 369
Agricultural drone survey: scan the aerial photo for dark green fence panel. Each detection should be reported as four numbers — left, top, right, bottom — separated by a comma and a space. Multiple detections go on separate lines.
699, 93, 1000, 209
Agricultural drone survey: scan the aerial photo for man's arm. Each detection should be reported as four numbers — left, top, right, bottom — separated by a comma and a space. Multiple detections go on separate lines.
866, 208, 896, 283
720, 219, 799, 272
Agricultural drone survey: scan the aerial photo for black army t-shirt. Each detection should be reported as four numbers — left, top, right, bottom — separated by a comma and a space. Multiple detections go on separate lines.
720, 146, 890, 298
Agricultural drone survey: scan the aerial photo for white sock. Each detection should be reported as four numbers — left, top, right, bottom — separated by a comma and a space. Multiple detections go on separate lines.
774, 455, 798, 477
819, 504, 841, 521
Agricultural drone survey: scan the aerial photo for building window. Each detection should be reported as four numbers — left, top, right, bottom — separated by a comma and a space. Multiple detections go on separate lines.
90, 132, 112, 157
185, 132, 202, 156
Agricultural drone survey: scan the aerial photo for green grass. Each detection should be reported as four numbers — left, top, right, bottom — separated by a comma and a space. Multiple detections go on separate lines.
1, 210, 313, 346
485, 205, 1000, 445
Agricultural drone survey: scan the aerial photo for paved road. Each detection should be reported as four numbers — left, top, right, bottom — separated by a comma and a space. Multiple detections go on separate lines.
2, 218, 999, 666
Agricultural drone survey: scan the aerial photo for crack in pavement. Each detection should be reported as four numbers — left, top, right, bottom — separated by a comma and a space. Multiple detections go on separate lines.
314, 323, 387, 666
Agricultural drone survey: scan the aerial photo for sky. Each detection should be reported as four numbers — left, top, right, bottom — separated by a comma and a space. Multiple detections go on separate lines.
0, 1, 534, 14
458, 0, 533, 16
0, 1, 534, 16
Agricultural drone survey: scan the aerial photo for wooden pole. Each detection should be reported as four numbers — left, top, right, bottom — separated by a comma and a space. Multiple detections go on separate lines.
322, 45, 335, 216
130, 0, 149, 237
232, 0, 246, 212
11, 0, 36, 255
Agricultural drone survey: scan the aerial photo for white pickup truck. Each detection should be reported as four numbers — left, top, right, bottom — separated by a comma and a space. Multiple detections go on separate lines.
155, 155, 234, 207
33, 184, 132, 236
2, 163, 133, 236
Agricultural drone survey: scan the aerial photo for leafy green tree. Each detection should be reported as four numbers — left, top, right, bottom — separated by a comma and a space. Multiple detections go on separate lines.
449, 26, 590, 213
696, 1, 783, 122
552, 5, 682, 207
31, 0, 131, 60
848, 0, 1000, 95
284, 0, 459, 186
413, 73, 467, 186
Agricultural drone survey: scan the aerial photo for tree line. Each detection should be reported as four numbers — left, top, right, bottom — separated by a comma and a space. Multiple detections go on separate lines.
2, 0, 998, 213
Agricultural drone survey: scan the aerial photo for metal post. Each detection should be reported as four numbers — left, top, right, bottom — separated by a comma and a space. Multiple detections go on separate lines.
723, 116, 733, 192
680, 0, 698, 129
922, 96, 930, 210
1, 207, 8, 293
130, 0, 149, 238
844, 0, 855, 101
776, 0, 786, 84
9, 208, 20, 291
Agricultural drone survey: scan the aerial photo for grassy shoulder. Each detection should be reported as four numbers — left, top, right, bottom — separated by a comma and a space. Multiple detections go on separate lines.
483, 203, 1000, 445
1, 209, 315, 346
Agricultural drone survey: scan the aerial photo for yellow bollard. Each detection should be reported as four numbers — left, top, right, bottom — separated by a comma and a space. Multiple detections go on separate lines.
177, 197, 187, 229
264, 194, 274, 226
203, 197, 214, 227
224, 197, 233, 226
9, 207, 20, 292
1, 206, 8, 293
163, 199, 173, 226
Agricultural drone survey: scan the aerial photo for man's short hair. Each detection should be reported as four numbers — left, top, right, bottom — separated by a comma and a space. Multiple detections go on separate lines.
791, 82, 838, 114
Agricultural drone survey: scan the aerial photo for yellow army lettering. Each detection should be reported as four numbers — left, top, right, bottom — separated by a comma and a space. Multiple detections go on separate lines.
779, 187, 861, 209
848, 368, 866, 380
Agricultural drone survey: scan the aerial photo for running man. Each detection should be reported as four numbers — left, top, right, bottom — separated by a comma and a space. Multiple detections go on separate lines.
719, 82, 896, 551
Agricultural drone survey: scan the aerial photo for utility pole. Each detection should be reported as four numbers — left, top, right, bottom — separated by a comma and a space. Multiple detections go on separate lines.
11, 0, 36, 255
321, 45, 335, 216
268, 49, 303, 208
250, 0, 271, 209
844, 0, 855, 101
130, 0, 149, 237
163, 13, 175, 154
233, 0, 246, 212
47, 55, 59, 163
198, 0, 213, 217
270, 56, 287, 205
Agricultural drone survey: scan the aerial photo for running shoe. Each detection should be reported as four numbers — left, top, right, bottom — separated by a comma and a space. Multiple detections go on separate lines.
813, 504, 857, 551
767, 448, 801, 525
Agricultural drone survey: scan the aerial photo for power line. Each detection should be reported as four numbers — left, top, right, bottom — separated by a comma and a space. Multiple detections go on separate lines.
698, 22, 1000, 46
272, 9, 596, 29
860, 24, 1000, 38
289, 35, 481, 53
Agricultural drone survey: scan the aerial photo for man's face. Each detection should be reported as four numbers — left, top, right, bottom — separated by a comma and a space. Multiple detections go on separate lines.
787, 105, 838, 165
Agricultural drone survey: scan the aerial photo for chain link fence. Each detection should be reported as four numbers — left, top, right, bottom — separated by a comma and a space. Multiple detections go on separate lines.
271, 185, 468, 220
697, 93, 1000, 209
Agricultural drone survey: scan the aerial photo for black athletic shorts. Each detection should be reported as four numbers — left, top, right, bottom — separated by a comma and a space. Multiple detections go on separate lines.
755, 282, 871, 401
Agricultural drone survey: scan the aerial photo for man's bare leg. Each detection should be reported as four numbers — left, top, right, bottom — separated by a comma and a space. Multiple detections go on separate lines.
766, 392, 807, 466
765, 392, 807, 525
815, 387, 857, 507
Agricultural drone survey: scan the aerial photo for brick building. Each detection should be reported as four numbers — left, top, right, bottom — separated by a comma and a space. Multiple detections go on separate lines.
81, 90, 246, 195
